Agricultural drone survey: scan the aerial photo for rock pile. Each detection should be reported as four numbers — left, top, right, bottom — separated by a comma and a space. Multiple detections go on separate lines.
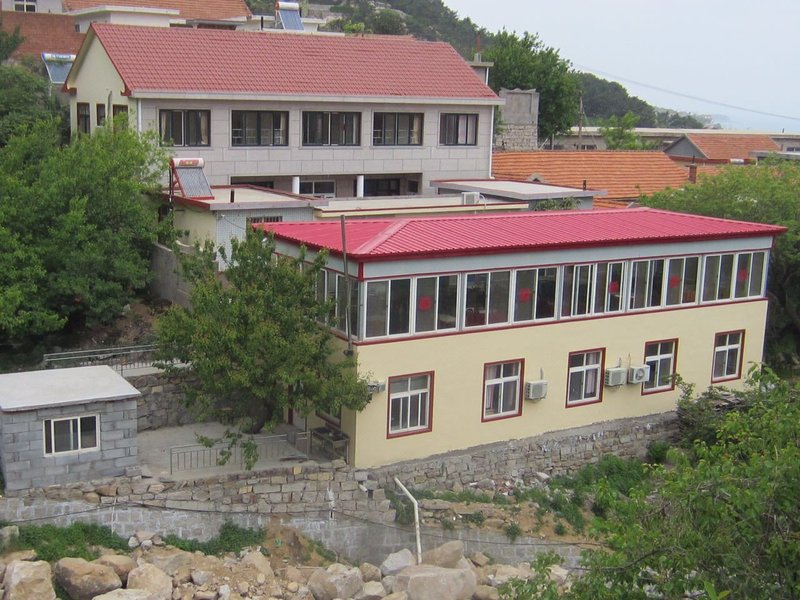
0, 533, 571, 600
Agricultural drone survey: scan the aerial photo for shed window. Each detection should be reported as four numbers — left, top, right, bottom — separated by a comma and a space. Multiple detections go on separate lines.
44, 415, 98, 455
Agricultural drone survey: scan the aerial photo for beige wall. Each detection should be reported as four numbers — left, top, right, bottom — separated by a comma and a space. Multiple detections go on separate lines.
349, 300, 767, 467
172, 205, 215, 247
67, 37, 130, 135
137, 99, 494, 194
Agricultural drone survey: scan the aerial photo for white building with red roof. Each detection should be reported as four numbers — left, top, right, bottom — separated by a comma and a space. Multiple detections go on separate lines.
256, 208, 783, 467
65, 23, 501, 196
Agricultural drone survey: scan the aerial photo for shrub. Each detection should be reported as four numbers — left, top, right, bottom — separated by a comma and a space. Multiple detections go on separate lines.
504, 522, 522, 543
646, 440, 671, 464
163, 522, 263, 555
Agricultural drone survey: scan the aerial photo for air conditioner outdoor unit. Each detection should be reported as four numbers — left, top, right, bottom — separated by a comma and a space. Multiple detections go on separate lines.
524, 380, 548, 400
628, 365, 651, 384
461, 191, 481, 205
366, 381, 386, 394
604, 367, 627, 387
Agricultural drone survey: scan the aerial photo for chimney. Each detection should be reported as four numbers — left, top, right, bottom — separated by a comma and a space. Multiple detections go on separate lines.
687, 164, 697, 184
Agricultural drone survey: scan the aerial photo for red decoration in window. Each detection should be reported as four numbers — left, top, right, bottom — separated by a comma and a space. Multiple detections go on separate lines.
737, 268, 749, 282
668, 274, 682, 289
608, 280, 620, 294
417, 295, 433, 311
517, 287, 533, 302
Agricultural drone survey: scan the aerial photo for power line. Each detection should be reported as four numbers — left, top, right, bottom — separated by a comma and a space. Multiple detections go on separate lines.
576, 64, 800, 122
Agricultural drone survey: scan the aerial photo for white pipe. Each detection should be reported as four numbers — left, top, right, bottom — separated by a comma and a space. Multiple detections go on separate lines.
292, 176, 300, 194
393, 477, 421, 564
356, 175, 365, 198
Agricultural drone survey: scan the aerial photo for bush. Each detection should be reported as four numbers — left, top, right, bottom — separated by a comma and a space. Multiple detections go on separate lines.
11, 522, 128, 562
553, 522, 566, 536
646, 440, 671, 464
504, 522, 522, 543
163, 522, 263, 555
463, 511, 485, 526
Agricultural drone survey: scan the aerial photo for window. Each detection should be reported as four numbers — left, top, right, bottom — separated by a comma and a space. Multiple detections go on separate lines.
643, 340, 677, 393
14, 0, 36, 11
299, 181, 335, 198
465, 271, 510, 327
702, 254, 734, 302
514, 267, 557, 322
112, 104, 128, 117
302, 111, 360, 146
415, 275, 458, 333
96, 104, 106, 127
231, 110, 288, 146
439, 113, 478, 145
561, 262, 625, 317
567, 349, 604, 406
483, 360, 523, 420
159, 109, 210, 146
712, 331, 744, 382
365, 279, 411, 337
316, 269, 358, 334
373, 112, 423, 145
77, 103, 90, 134
44, 415, 98, 455
246, 215, 283, 227
364, 178, 401, 196
734, 252, 766, 298
629, 259, 665, 309
665, 257, 699, 305
388, 373, 432, 436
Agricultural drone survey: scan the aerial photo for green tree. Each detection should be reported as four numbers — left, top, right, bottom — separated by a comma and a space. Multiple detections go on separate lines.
0, 65, 65, 147
642, 160, 800, 366
578, 72, 656, 127
599, 111, 655, 150
486, 30, 580, 143
0, 15, 24, 62
566, 370, 800, 599
367, 9, 406, 34
0, 118, 167, 343
156, 231, 370, 436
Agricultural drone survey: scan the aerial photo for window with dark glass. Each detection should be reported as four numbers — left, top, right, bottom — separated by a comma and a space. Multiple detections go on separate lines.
465, 271, 510, 327
96, 104, 106, 127
365, 279, 411, 337
703, 252, 765, 302
44, 415, 98, 454
373, 112, 423, 145
643, 340, 677, 392
415, 275, 458, 333
665, 257, 699, 305
299, 181, 335, 198
77, 103, 90, 134
112, 104, 128, 117
629, 259, 665, 309
159, 109, 210, 146
231, 110, 288, 146
302, 111, 360, 146
439, 113, 478, 145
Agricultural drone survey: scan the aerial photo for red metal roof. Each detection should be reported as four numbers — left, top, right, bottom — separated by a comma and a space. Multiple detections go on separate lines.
0, 12, 84, 59
63, 0, 251, 21
257, 208, 784, 260
84, 24, 498, 100
492, 151, 689, 200
680, 133, 780, 161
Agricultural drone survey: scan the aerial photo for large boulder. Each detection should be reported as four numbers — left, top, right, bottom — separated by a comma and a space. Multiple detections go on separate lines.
359, 562, 382, 582
307, 563, 364, 600
92, 591, 159, 600
54, 557, 122, 600
126, 563, 173, 600
486, 564, 532, 587
421, 541, 464, 569
93, 555, 137, 585
380, 549, 416, 577
240, 550, 274, 579
392, 565, 476, 600
137, 548, 195, 576
356, 580, 387, 600
3, 560, 56, 600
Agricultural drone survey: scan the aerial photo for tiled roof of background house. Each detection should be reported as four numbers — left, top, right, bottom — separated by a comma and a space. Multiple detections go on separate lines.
491, 151, 689, 200
258, 208, 785, 259
84, 24, 498, 99
63, 0, 252, 21
679, 133, 780, 161
0, 12, 84, 59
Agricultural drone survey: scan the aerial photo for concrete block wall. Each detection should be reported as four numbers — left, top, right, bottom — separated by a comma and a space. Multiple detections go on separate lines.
0, 399, 138, 492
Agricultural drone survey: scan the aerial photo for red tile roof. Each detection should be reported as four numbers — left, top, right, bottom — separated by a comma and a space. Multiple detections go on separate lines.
257, 208, 784, 260
491, 151, 689, 200
82, 24, 498, 100
677, 133, 780, 161
0, 12, 84, 59
63, 0, 251, 21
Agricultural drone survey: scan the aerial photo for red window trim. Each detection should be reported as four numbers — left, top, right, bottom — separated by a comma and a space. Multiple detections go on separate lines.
565, 347, 606, 408
641, 338, 679, 396
711, 329, 745, 383
480, 358, 525, 423
386, 370, 434, 439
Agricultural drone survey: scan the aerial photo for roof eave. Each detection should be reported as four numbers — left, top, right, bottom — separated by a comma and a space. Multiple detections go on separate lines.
126, 90, 502, 105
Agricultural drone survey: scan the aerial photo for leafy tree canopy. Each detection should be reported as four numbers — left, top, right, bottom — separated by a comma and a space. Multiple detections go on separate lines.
578, 72, 656, 127
0, 118, 168, 343
485, 30, 580, 143
156, 231, 370, 438
599, 111, 655, 150
643, 160, 800, 367
0, 15, 24, 62
567, 369, 800, 599
0, 64, 65, 147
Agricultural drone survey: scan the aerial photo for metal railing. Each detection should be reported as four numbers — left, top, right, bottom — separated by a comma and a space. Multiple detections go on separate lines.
169, 431, 310, 475
43, 344, 158, 375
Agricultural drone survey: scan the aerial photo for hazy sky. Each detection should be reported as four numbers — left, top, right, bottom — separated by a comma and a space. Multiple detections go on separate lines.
447, 0, 800, 132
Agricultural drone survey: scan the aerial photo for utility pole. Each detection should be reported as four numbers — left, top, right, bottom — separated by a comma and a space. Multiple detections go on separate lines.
577, 93, 584, 150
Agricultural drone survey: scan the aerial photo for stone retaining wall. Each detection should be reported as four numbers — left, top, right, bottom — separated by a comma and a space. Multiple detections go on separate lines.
127, 372, 199, 432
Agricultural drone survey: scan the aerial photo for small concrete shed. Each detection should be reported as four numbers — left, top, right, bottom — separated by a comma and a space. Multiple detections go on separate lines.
0, 366, 140, 493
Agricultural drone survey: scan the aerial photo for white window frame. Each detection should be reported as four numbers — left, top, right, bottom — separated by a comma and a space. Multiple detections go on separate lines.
643, 339, 677, 393
43, 414, 99, 456
464, 270, 511, 328
567, 350, 604, 406
482, 360, 523, 420
712, 331, 744, 382
388, 373, 432, 436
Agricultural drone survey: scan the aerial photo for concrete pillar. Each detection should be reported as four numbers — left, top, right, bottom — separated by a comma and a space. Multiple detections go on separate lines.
292, 176, 300, 194
356, 175, 365, 198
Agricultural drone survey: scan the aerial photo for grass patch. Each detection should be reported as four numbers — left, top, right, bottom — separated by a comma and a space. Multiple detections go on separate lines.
163, 522, 263, 555
462, 511, 485, 526
504, 522, 522, 543
386, 490, 414, 526
308, 539, 337, 563
1, 522, 129, 562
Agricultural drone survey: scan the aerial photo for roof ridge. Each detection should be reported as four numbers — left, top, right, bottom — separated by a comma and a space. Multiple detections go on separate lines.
352, 220, 410, 254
